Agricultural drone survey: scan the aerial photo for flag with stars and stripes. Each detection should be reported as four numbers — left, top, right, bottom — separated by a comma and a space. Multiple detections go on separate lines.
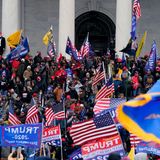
79, 33, 90, 58
110, 98, 126, 108
8, 100, 21, 125
25, 105, 39, 124
93, 98, 126, 115
92, 70, 105, 86
69, 111, 119, 146
130, 133, 141, 147
93, 98, 110, 115
133, 0, 141, 20
45, 107, 55, 126
95, 78, 114, 101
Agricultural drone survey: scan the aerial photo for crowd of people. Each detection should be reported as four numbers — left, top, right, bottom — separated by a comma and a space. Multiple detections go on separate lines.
0, 37, 159, 159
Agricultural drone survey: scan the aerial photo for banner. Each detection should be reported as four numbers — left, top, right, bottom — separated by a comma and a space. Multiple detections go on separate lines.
69, 148, 82, 160
3, 123, 42, 147
137, 141, 160, 156
81, 136, 125, 160
42, 125, 61, 146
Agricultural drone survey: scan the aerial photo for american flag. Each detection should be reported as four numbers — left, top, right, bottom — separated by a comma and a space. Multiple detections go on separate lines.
53, 102, 66, 120
45, 107, 55, 126
93, 98, 126, 115
45, 107, 66, 126
79, 33, 90, 58
54, 111, 65, 119
25, 105, 39, 124
69, 111, 119, 146
92, 71, 105, 86
130, 133, 141, 147
133, 0, 141, 20
8, 101, 21, 125
110, 98, 126, 108
93, 98, 110, 115
95, 78, 114, 101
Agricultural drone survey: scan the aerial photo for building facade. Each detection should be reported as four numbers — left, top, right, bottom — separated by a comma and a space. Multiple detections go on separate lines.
0, 0, 160, 57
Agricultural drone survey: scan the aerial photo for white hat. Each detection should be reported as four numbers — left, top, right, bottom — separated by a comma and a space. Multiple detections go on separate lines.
27, 66, 31, 69
135, 153, 147, 160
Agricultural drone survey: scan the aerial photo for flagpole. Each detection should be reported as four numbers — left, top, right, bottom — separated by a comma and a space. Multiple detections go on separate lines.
102, 61, 107, 83
62, 82, 67, 134
59, 125, 63, 160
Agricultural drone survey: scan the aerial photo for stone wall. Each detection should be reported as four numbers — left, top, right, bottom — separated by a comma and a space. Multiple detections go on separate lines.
24, 0, 59, 56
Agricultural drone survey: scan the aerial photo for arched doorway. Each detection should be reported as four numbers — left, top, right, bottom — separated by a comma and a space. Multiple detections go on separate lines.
75, 11, 115, 56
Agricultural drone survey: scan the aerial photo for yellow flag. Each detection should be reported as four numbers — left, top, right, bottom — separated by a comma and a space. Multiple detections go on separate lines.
118, 68, 123, 80
128, 147, 135, 160
7, 30, 22, 48
42, 28, 53, 46
136, 31, 147, 57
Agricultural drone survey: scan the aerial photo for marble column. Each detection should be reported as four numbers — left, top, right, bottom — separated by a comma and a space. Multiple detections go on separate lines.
2, 0, 21, 55
115, 0, 132, 56
59, 0, 75, 59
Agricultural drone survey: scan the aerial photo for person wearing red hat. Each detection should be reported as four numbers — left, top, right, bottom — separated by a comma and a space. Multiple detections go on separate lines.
0, 32, 6, 55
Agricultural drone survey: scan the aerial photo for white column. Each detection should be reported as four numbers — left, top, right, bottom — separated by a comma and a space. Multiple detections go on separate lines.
115, 0, 132, 55
59, 0, 75, 59
2, 0, 21, 55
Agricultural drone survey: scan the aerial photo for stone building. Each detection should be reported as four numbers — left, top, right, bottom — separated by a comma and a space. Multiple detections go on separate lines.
0, 0, 159, 57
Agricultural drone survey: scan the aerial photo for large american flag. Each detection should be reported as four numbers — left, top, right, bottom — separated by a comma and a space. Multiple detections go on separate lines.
79, 33, 90, 58
25, 105, 39, 124
133, 0, 141, 20
8, 101, 21, 125
130, 133, 141, 147
92, 71, 105, 86
69, 111, 118, 146
93, 98, 126, 115
95, 78, 114, 101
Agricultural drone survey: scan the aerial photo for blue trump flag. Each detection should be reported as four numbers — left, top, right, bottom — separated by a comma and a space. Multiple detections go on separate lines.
65, 37, 74, 56
65, 37, 82, 61
2, 123, 42, 147
131, 14, 137, 40
7, 37, 29, 61
117, 93, 160, 144
145, 41, 157, 72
